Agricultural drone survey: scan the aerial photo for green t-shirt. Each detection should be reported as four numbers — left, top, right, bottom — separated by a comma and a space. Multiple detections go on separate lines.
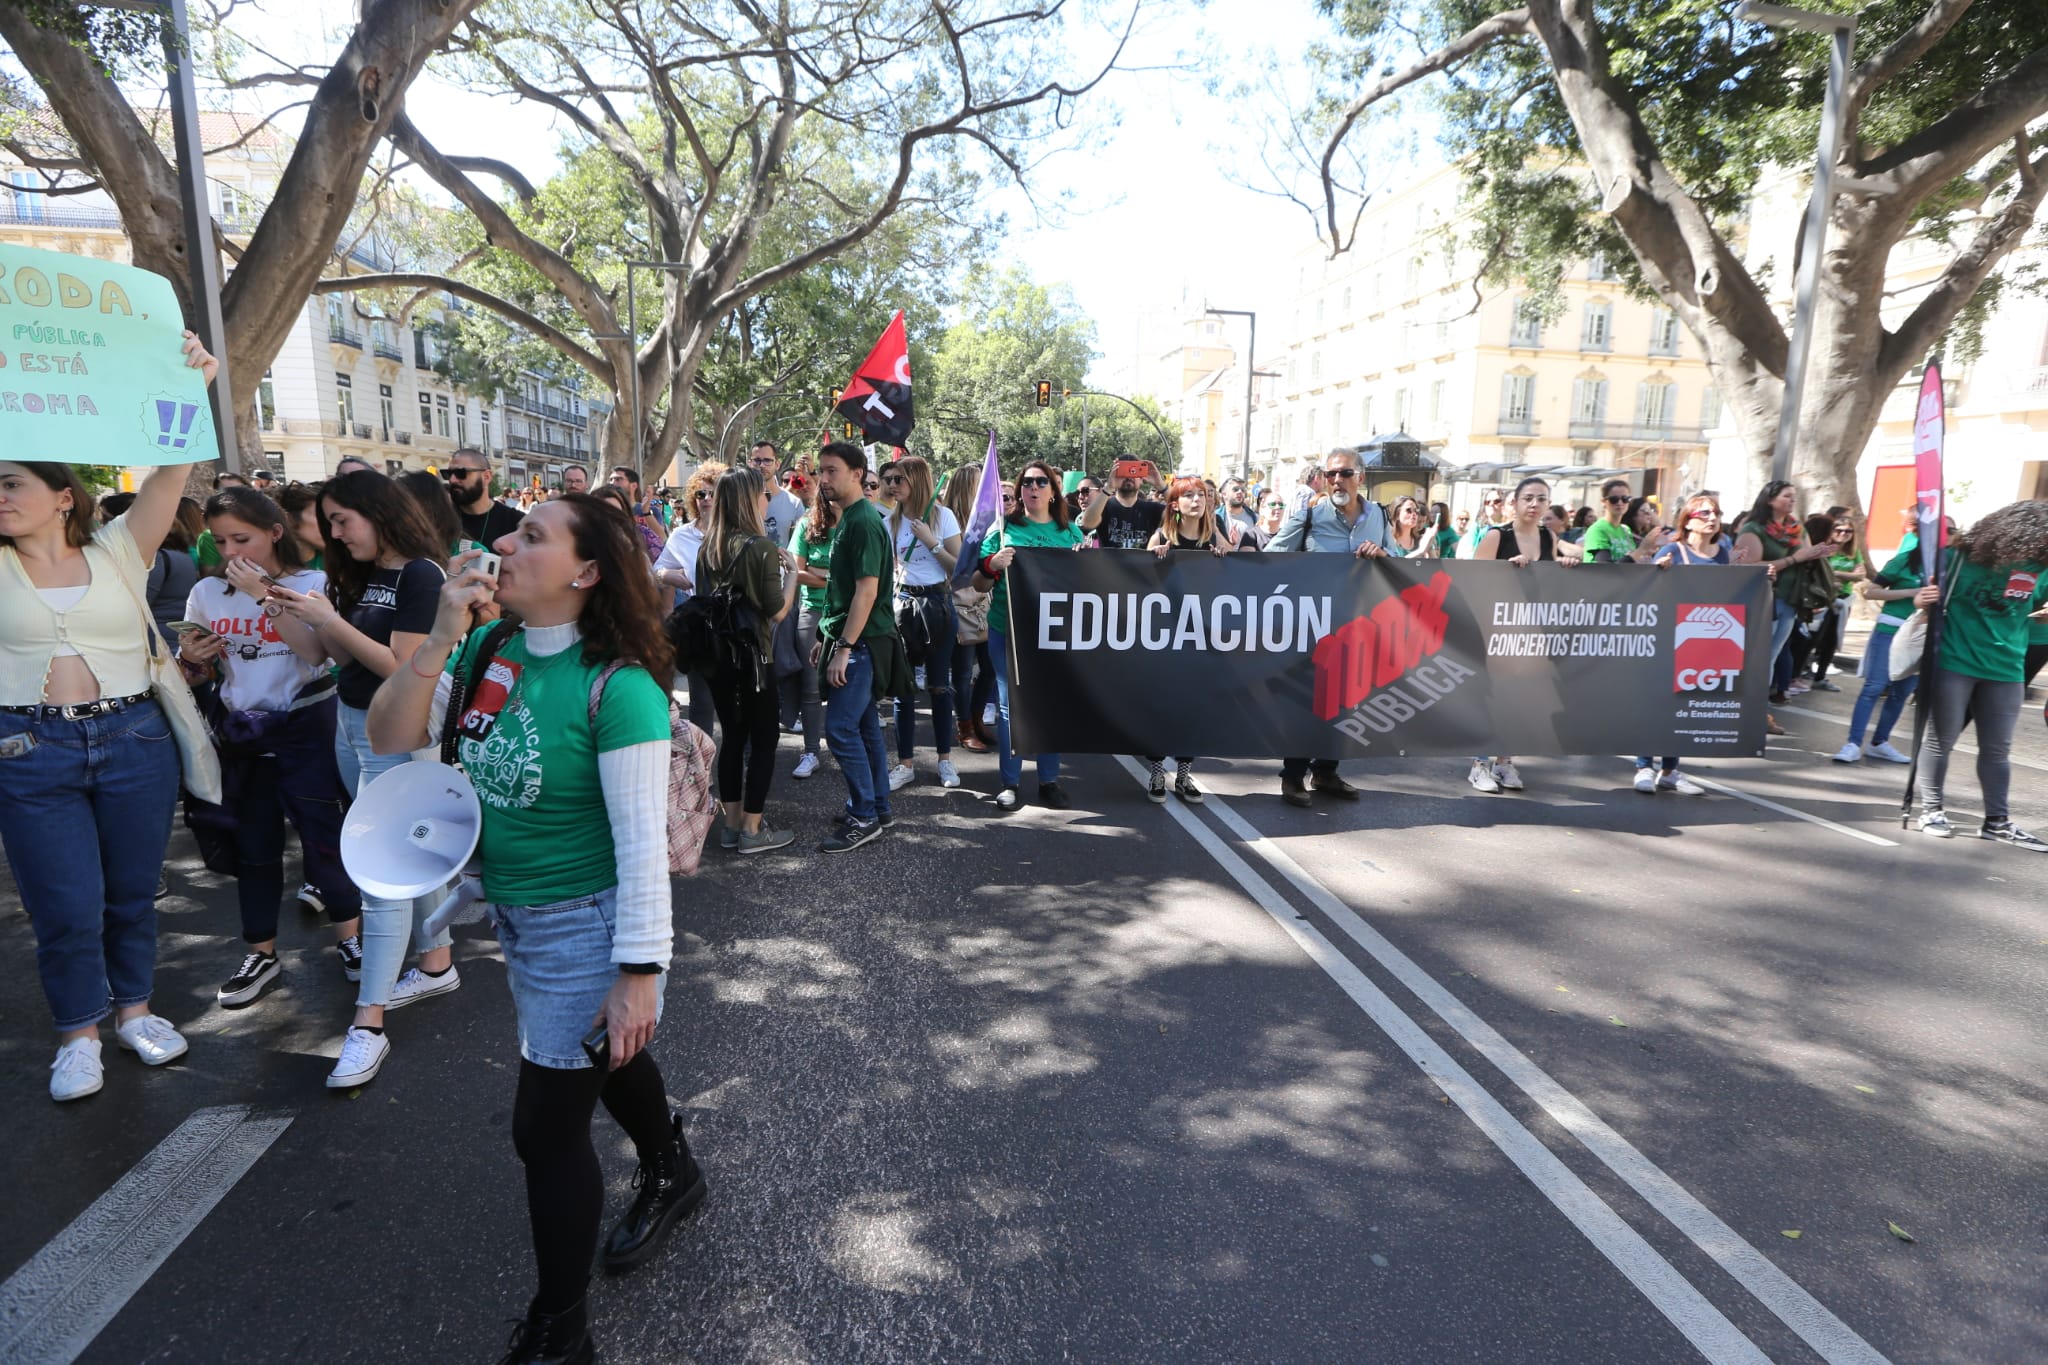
1936, 556, 2048, 682
821, 496, 895, 643
194, 529, 222, 569
447, 627, 673, 907
980, 515, 1087, 637
790, 517, 836, 615
1827, 553, 1858, 599
1581, 518, 1636, 560
1869, 546, 1924, 629
1433, 528, 1459, 559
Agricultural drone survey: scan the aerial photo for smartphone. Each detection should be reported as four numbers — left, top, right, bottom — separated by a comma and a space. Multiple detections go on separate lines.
166, 620, 216, 637
473, 551, 502, 580
580, 1022, 610, 1069
1113, 459, 1154, 485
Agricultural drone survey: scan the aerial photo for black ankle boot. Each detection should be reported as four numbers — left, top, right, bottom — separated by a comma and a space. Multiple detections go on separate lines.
602, 1111, 707, 1274
498, 1298, 595, 1365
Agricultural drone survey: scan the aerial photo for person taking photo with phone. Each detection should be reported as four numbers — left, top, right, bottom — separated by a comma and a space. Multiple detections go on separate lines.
367, 494, 702, 1363
1079, 459, 1165, 550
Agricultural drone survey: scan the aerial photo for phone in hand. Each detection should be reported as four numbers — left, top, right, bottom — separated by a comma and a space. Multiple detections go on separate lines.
580, 1022, 610, 1069
1113, 459, 1154, 486
473, 551, 502, 581
166, 620, 216, 637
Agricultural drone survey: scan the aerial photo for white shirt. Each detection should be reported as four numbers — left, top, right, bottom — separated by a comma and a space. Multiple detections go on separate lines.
890, 505, 962, 587
763, 491, 803, 550
653, 522, 706, 607
185, 569, 329, 713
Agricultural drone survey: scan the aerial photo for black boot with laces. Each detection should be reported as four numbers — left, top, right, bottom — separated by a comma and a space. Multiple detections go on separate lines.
498, 1297, 594, 1365
602, 1111, 707, 1273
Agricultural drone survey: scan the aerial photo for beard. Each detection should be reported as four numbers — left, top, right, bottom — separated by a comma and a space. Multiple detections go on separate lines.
1118, 479, 1138, 496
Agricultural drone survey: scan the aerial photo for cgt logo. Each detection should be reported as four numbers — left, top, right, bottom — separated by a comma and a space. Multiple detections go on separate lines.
1673, 604, 1745, 692
1313, 572, 1453, 720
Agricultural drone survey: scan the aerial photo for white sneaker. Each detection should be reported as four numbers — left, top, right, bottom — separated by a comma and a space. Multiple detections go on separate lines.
1492, 761, 1525, 791
1868, 741, 1912, 764
1657, 771, 1704, 796
50, 1037, 104, 1102
114, 1013, 188, 1066
936, 759, 961, 789
386, 964, 461, 1011
1633, 768, 1657, 794
982, 703, 997, 727
793, 752, 821, 779
887, 762, 916, 791
1831, 742, 1862, 764
327, 1026, 390, 1088
1467, 761, 1501, 793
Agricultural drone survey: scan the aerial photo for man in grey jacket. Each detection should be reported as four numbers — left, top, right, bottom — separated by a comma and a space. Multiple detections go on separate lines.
1268, 448, 1398, 807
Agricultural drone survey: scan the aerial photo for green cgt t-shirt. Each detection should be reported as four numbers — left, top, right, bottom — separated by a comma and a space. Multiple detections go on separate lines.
1580, 518, 1636, 561
447, 626, 672, 908
1936, 556, 2048, 683
821, 496, 896, 644
980, 515, 1087, 637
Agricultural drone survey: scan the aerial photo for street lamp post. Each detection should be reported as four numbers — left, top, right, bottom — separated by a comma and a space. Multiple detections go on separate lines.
1737, 1, 1857, 488
1205, 307, 1257, 482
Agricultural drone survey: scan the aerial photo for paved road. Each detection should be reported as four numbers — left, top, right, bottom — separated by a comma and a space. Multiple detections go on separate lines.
2, 681, 2044, 1364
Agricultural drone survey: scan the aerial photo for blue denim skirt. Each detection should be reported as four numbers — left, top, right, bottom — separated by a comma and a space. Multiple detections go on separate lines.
493, 885, 662, 1070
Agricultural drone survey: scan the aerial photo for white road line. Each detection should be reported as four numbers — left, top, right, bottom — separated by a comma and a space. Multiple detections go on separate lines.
1111, 758, 1771, 1365
0, 1104, 292, 1365
1194, 789, 1891, 1365
1683, 774, 1900, 848
1778, 704, 2048, 774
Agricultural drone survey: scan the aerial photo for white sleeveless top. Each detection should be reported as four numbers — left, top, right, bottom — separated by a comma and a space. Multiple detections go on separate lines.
0, 514, 156, 704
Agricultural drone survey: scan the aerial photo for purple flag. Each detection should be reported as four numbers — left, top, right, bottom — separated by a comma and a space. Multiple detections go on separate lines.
952, 430, 1004, 585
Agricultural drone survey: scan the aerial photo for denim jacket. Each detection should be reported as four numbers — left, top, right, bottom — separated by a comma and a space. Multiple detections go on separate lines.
1266, 497, 1398, 556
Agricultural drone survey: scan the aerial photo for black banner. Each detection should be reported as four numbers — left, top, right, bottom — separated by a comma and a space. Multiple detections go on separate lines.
1005, 550, 1770, 759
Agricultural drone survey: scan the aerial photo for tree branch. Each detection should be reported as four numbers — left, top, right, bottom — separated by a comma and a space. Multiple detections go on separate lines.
1841, 0, 1978, 148
1319, 9, 1533, 252
1839, 43, 2048, 202
1882, 144, 2048, 373
312, 272, 607, 380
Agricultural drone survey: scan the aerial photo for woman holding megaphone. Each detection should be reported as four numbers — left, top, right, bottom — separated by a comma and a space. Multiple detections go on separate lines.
366, 493, 698, 1365
0, 331, 216, 1103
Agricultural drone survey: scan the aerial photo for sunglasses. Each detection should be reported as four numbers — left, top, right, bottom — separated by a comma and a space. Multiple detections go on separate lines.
1687, 509, 1720, 520
882, 473, 906, 485
1326, 468, 1358, 479
693, 490, 713, 501
1266, 502, 1285, 510
1606, 494, 1630, 505
1018, 476, 1052, 488
862, 480, 880, 491
442, 467, 482, 479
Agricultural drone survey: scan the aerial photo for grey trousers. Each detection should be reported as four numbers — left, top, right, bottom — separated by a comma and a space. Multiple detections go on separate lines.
1919, 665, 2025, 823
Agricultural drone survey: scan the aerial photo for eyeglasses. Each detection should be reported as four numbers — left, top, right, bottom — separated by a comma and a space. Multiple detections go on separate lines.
1018, 475, 1053, 488
1266, 502, 1285, 511
1325, 468, 1358, 479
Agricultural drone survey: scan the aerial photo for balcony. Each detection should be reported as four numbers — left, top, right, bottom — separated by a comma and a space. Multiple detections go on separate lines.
1497, 415, 1535, 436
327, 323, 363, 349
1508, 329, 1542, 349
1567, 421, 1705, 445
352, 422, 372, 440
501, 392, 587, 428
0, 202, 122, 230
373, 341, 403, 363
394, 430, 413, 445
282, 418, 346, 437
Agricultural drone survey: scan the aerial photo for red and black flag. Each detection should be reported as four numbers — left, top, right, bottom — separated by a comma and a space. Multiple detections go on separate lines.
835, 310, 914, 446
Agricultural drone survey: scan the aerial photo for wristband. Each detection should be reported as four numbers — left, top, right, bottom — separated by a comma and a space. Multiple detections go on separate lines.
618, 962, 663, 975
409, 646, 449, 680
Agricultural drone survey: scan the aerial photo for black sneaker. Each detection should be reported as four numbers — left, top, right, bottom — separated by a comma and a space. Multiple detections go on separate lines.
1038, 781, 1071, 810
993, 785, 1021, 812
337, 933, 364, 983
1981, 821, 2048, 852
1280, 777, 1312, 808
219, 951, 281, 1009
819, 817, 884, 854
296, 883, 326, 916
1148, 770, 1168, 803
1310, 773, 1361, 800
878, 809, 897, 828
1175, 773, 1205, 805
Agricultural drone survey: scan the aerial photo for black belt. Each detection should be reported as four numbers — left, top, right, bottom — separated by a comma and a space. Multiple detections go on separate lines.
1, 690, 156, 721
900, 582, 951, 597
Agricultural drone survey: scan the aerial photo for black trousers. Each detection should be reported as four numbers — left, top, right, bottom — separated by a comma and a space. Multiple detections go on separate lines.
707, 668, 779, 814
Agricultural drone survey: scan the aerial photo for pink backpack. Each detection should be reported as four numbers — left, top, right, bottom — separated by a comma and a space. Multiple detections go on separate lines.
590, 662, 719, 876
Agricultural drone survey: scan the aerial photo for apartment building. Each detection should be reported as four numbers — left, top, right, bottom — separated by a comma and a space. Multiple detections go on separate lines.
1262, 158, 1717, 510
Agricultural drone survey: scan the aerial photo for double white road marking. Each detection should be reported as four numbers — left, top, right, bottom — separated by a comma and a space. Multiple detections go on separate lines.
1117, 758, 1889, 1365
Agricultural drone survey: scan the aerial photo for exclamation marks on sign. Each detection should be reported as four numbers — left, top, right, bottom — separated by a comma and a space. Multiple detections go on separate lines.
154, 398, 200, 450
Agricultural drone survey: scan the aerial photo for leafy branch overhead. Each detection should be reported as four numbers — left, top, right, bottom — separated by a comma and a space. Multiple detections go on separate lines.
1312, 0, 2048, 510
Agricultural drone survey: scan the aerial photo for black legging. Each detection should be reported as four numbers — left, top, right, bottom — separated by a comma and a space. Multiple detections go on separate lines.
707, 670, 780, 815
511, 1052, 675, 1314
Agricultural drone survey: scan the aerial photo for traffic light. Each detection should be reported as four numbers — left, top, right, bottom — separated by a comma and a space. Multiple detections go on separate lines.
1035, 380, 1052, 408
844, 421, 859, 439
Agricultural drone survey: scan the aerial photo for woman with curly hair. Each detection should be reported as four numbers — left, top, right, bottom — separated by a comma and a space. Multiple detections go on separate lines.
367, 494, 699, 1362
1911, 499, 2048, 848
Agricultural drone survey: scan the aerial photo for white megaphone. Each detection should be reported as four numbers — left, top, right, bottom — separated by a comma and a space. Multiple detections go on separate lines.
341, 761, 483, 900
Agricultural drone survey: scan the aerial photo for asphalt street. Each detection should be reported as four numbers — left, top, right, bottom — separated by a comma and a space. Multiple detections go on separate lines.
2, 673, 2044, 1364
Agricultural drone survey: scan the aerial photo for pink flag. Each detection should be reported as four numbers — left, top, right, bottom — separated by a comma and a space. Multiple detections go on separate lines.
1911, 362, 1945, 582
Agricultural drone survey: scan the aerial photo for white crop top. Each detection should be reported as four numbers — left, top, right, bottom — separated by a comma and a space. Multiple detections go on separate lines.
0, 515, 157, 704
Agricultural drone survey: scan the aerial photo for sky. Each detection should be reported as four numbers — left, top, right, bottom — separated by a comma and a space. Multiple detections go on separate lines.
221, 0, 1342, 386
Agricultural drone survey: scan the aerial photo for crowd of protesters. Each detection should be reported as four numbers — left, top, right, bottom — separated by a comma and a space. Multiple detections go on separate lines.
4, 335, 2046, 1360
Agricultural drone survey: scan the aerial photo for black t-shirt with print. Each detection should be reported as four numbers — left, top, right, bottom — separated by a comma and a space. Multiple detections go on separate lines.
459, 499, 524, 549
337, 557, 446, 708
1096, 498, 1164, 550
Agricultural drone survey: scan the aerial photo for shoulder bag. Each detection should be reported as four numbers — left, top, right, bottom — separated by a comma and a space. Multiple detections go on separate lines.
106, 540, 221, 803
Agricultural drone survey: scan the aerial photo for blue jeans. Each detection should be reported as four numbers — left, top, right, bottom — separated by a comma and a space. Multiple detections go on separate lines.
1847, 626, 1916, 747
334, 702, 451, 1008
1769, 598, 1798, 694
824, 644, 890, 823
896, 591, 956, 760
494, 886, 659, 1070
0, 700, 181, 1030
989, 627, 1059, 788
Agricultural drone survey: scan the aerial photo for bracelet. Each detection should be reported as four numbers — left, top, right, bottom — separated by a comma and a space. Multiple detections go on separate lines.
408, 646, 448, 680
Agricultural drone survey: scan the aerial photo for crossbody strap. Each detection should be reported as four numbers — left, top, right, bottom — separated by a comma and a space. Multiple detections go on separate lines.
440, 619, 519, 765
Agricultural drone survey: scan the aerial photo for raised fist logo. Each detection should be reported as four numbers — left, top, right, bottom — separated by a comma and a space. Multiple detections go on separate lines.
1673, 604, 1746, 693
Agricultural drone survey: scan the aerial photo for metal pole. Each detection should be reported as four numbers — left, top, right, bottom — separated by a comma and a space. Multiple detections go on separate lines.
1242, 312, 1256, 482
625, 266, 640, 484
1079, 392, 1089, 475
161, 0, 238, 471
1768, 22, 1852, 487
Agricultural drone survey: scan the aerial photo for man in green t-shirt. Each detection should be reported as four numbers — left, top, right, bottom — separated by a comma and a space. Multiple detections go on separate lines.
814, 442, 896, 851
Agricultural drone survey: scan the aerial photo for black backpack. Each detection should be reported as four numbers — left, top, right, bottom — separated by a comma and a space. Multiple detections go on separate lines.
664, 538, 764, 685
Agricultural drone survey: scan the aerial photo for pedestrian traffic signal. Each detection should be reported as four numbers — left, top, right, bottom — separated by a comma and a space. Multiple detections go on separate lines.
1035, 380, 1052, 407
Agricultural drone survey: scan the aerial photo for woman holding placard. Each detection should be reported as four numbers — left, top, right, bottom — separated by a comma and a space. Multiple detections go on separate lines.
366, 494, 697, 1364
0, 332, 217, 1103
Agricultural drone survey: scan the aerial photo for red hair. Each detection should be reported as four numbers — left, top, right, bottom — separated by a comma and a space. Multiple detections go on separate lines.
1161, 476, 1218, 548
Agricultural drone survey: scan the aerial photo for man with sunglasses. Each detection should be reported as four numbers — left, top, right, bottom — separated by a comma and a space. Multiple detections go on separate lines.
748, 441, 804, 547
1078, 460, 1164, 549
444, 447, 523, 549
1219, 478, 1257, 543
1267, 447, 1397, 807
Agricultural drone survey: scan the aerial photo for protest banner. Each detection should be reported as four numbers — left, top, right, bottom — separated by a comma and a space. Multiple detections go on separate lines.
0, 243, 215, 466
1005, 550, 1770, 759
